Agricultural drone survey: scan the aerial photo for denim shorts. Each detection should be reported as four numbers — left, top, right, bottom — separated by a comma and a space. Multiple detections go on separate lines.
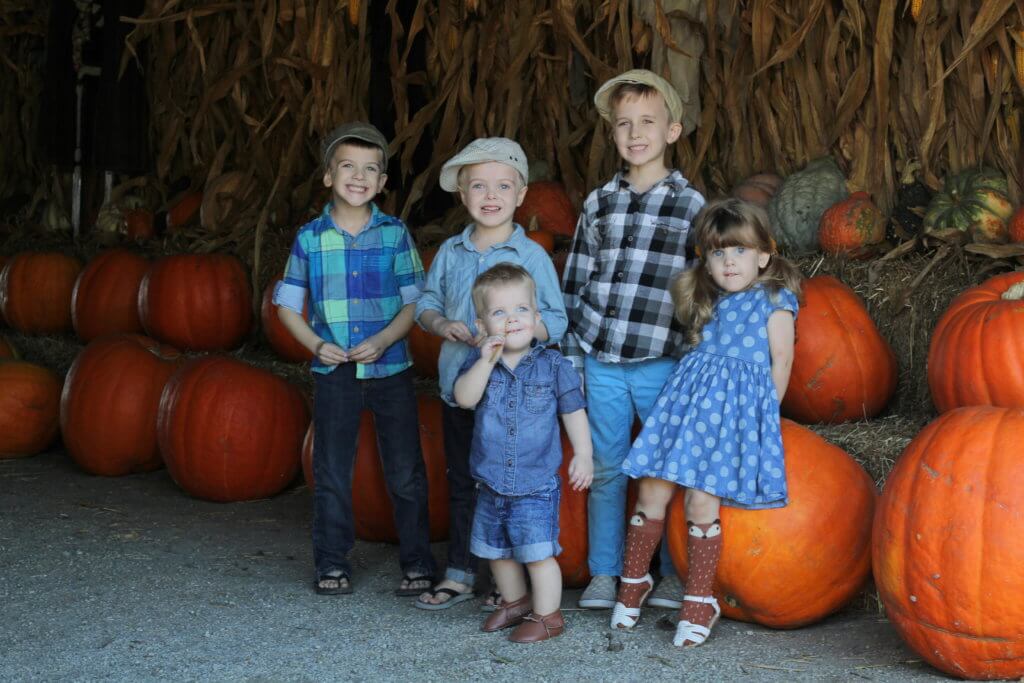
470, 483, 562, 563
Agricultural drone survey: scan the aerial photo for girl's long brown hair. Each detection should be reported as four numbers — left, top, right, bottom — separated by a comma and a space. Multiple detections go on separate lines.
672, 198, 803, 346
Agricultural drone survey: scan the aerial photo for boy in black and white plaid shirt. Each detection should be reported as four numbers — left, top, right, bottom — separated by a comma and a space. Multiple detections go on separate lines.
561, 69, 705, 611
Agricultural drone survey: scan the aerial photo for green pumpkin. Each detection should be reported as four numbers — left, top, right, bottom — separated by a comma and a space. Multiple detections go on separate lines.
767, 157, 848, 254
923, 167, 1013, 243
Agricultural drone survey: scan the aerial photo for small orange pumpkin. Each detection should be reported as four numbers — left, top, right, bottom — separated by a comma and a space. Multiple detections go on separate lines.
1009, 206, 1024, 243
731, 172, 783, 208
818, 192, 887, 258
782, 276, 897, 423
0, 335, 16, 359
124, 208, 156, 240
927, 271, 1024, 412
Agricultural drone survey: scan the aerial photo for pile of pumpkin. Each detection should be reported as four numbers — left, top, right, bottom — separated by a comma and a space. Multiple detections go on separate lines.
3, 161, 1024, 679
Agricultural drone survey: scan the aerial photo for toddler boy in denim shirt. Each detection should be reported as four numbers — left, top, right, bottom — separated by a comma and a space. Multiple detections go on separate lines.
453, 263, 592, 643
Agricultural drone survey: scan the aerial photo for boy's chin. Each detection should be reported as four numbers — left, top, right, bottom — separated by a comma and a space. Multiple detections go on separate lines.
334, 193, 376, 209
470, 213, 514, 228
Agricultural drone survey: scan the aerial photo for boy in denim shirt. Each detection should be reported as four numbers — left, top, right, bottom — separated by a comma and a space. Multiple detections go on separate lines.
562, 70, 706, 610
453, 263, 592, 642
414, 138, 568, 610
275, 122, 435, 597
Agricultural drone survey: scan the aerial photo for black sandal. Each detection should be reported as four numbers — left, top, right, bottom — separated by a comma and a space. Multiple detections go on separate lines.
394, 573, 435, 597
314, 572, 352, 595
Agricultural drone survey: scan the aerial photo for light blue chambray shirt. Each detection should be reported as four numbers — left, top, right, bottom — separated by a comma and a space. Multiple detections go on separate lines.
415, 224, 568, 406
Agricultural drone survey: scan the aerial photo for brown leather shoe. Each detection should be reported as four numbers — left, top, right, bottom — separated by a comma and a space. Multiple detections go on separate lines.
481, 594, 532, 632
508, 610, 565, 643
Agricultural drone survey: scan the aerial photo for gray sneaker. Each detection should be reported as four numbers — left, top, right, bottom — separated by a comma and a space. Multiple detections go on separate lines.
578, 574, 617, 609
647, 574, 684, 609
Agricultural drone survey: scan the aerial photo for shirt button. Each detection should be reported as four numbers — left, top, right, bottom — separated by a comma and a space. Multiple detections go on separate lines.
627, 235, 634, 243
353, 326, 359, 333
507, 459, 513, 466
608, 308, 617, 316
509, 428, 515, 435
352, 271, 359, 276
353, 298, 360, 304
616, 272, 623, 280
508, 401, 514, 408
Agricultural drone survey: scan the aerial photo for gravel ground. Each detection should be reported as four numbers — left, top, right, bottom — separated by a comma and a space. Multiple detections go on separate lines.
0, 451, 945, 682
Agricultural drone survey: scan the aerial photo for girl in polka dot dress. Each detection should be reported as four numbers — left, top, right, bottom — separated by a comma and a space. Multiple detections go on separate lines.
609, 198, 803, 647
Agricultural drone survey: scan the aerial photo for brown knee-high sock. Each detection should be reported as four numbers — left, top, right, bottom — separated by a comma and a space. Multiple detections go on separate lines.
615, 512, 664, 607
679, 520, 722, 626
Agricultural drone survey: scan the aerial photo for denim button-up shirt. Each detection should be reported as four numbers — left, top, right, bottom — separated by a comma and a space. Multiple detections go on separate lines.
458, 344, 586, 496
415, 224, 568, 406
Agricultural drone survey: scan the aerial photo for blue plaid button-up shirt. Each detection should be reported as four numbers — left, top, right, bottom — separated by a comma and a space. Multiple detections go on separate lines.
274, 203, 425, 378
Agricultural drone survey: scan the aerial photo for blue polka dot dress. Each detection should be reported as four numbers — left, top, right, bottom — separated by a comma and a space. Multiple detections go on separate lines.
622, 285, 799, 510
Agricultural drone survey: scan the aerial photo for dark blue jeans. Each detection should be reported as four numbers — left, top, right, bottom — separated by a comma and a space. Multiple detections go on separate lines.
312, 365, 435, 579
441, 403, 480, 586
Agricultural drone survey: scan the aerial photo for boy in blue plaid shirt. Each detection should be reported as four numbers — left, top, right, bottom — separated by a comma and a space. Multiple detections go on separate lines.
561, 70, 706, 611
274, 122, 435, 597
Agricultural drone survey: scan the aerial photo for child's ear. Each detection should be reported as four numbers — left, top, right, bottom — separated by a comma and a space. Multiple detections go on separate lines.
666, 121, 683, 144
376, 172, 388, 193
516, 182, 528, 208
758, 251, 771, 269
323, 168, 333, 188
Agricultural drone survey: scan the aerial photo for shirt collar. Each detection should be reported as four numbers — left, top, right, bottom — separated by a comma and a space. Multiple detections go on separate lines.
453, 223, 528, 255
314, 202, 392, 235
600, 169, 689, 197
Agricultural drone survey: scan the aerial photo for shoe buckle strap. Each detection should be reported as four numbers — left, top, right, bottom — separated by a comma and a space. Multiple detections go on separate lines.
683, 594, 717, 605
620, 573, 652, 585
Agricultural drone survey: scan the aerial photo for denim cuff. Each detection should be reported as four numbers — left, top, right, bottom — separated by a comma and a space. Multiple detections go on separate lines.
444, 566, 476, 586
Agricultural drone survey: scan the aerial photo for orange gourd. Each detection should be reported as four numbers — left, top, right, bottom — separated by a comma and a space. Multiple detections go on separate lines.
0, 360, 62, 458
873, 406, 1024, 680
731, 172, 783, 209
260, 277, 313, 363
818, 192, 886, 258
409, 248, 442, 377
157, 356, 309, 502
1008, 206, 1024, 243
667, 419, 875, 628
514, 181, 577, 238
525, 227, 555, 254
0, 252, 83, 334
302, 394, 450, 542
782, 276, 897, 423
72, 249, 149, 342
927, 271, 1024, 412
139, 253, 252, 351
124, 208, 156, 240
61, 334, 182, 476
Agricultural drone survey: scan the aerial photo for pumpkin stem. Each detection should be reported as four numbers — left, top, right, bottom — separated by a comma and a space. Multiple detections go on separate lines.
1001, 282, 1024, 301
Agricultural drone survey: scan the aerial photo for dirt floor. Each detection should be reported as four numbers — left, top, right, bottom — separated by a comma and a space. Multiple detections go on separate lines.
0, 449, 949, 682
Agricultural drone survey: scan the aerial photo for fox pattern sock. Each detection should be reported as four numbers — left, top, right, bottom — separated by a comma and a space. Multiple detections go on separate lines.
679, 519, 722, 630
616, 512, 664, 608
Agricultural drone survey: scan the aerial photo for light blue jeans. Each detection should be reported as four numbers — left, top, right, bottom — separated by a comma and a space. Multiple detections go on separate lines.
584, 355, 677, 577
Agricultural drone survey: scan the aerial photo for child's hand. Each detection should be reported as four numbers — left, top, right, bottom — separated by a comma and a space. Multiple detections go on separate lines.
347, 334, 387, 364
434, 318, 475, 343
567, 454, 593, 491
317, 341, 348, 365
480, 335, 505, 364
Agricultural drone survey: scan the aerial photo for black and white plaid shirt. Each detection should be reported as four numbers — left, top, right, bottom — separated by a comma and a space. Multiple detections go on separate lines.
561, 170, 705, 372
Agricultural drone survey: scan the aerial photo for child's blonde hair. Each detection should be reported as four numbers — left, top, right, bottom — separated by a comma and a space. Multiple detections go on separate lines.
672, 198, 803, 345
471, 263, 536, 316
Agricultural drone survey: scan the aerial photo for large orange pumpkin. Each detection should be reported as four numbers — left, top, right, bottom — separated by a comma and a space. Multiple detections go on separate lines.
157, 356, 309, 501
0, 255, 7, 326
928, 271, 1024, 412
525, 227, 555, 254
556, 428, 590, 588
260, 277, 313, 362
61, 334, 182, 476
873, 406, 1024, 680
667, 419, 876, 628
0, 252, 83, 334
513, 181, 577, 238
0, 360, 62, 458
139, 253, 253, 351
302, 394, 450, 542
782, 276, 897, 423
72, 249, 149, 342
818, 192, 886, 258
409, 248, 442, 377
